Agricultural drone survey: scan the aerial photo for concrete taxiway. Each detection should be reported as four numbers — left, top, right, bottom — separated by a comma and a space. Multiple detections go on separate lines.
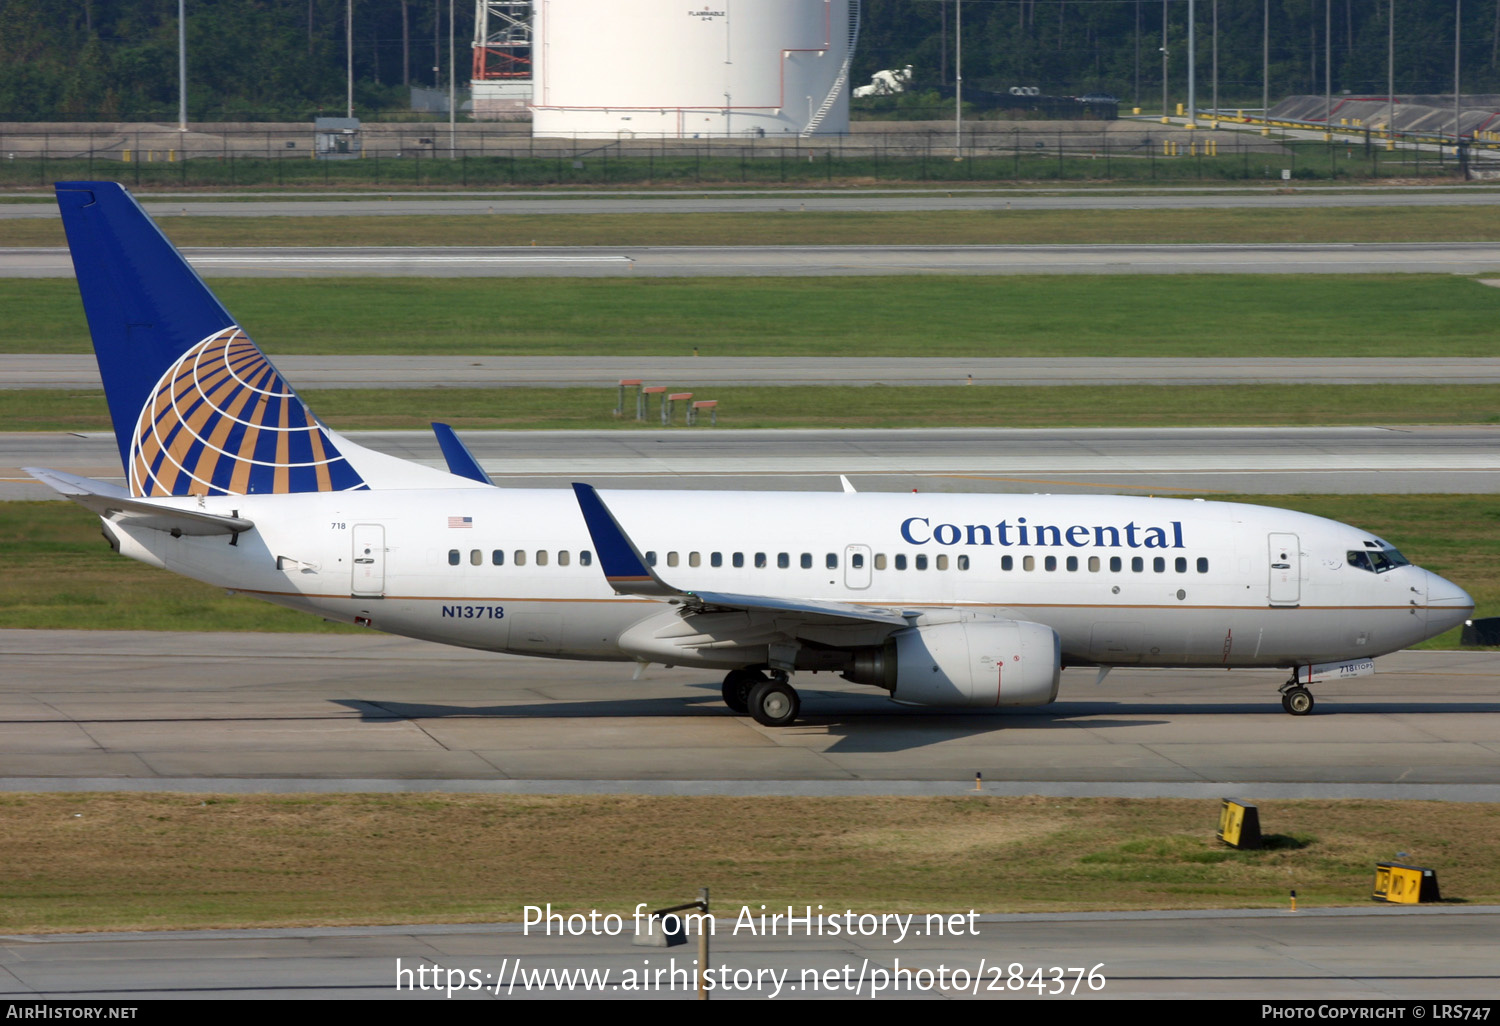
9, 355, 1500, 390
3, 908, 1497, 1000
7, 241, 1500, 276
4, 426, 1497, 500
2, 632, 1496, 795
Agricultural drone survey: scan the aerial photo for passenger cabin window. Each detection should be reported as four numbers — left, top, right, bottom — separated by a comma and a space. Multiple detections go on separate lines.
1066, 556, 1078, 572
1088, 556, 1100, 572
915, 555, 928, 571
852, 552, 865, 569
536, 550, 549, 566
711, 552, 723, 567
1110, 556, 1122, 573
1022, 555, 1035, 571
513, 550, 526, 566
936, 554, 949, 571
470, 549, 483, 566
895, 554, 907, 571
645, 551, 657, 566
558, 550, 571, 566
448, 549, 460, 566
1001, 555, 1013, 571
1196, 557, 1208, 573
1131, 557, 1143, 572
667, 551, 679, 568
733, 553, 744, 568
689, 552, 701, 567
826, 553, 838, 569
492, 550, 505, 566
957, 555, 970, 571
800, 553, 813, 569
581, 551, 593, 566
874, 554, 887, 570
1175, 557, 1187, 573
1153, 557, 1165, 573
1044, 556, 1057, 572
777, 553, 789, 569
755, 553, 767, 569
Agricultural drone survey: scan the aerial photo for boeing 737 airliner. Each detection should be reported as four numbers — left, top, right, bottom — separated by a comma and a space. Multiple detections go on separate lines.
30, 182, 1474, 726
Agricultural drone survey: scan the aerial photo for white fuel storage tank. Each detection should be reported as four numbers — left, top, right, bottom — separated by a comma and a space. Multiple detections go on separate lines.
531, 0, 860, 139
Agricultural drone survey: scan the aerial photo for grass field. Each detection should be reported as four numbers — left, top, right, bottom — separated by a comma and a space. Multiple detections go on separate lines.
2, 494, 1493, 641
8, 273, 1500, 357
4, 383, 1500, 433
1, 793, 1495, 932
6, 204, 1500, 249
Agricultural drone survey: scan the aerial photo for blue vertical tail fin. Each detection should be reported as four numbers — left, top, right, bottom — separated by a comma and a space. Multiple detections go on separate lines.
55, 181, 372, 497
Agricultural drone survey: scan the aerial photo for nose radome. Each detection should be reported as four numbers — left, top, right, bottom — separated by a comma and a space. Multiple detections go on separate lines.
1424, 570, 1474, 634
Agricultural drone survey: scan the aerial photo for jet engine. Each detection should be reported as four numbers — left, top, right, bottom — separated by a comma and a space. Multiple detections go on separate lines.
843, 618, 1061, 707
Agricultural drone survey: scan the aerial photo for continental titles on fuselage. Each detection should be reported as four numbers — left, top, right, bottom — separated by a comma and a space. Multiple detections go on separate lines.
899, 517, 1186, 549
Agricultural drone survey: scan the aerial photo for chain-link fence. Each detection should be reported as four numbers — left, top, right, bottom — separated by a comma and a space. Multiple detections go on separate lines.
0, 124, 1473, 188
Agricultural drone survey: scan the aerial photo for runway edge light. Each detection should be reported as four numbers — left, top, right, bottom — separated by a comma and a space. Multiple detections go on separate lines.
1373, 863, 1441, 904
1217, 799, 1262, 850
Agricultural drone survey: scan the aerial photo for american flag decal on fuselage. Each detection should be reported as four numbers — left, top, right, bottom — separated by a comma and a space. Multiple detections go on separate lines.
129, 326, 366, 497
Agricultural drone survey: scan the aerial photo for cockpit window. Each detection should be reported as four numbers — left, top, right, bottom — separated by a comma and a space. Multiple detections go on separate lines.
1347, 547, 1409, 574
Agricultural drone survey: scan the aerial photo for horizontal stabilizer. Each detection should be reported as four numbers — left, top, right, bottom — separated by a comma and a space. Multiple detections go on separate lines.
25, 467, 254, 537
432, 422, 494, 485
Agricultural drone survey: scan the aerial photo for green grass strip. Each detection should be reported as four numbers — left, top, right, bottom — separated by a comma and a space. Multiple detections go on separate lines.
2, 384, 1498, 433
2, 382, 1500, 435
7, 274, 1500, 357
6, 205, 1500, 248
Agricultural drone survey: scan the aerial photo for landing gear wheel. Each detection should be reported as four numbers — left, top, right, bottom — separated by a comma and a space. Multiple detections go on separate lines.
747, 679, 800, 727
1282, 686, 1314, 716
721, 669, 760, 715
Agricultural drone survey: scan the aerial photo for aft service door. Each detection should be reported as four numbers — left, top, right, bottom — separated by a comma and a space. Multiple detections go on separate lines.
844, 545, 872, 589
351, 524, 385, 598
1268, 533, 1300, 606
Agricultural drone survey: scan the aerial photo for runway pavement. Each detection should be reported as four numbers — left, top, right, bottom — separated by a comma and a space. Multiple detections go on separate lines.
4, 426, 1497, 500
8, 241, 1500, 276
2, 632, 1496, 796
10, 354, 1500, 390
4, 907, 1498, 1000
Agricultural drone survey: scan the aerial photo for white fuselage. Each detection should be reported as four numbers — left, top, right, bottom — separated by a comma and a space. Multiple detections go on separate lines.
107, 487, 1470, 673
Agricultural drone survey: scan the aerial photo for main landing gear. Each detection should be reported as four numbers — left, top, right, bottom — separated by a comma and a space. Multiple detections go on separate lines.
1279, 677, 1315, 716
722, 669, 801, 727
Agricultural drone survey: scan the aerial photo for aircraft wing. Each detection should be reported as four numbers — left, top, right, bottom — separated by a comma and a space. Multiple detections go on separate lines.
571, 482, 911, 627
25, 467, 254, 537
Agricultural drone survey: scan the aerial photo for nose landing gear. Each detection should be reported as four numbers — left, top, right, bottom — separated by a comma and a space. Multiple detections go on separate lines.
722, 669, 801, 726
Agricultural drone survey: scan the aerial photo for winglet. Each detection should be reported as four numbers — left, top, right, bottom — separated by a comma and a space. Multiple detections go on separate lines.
432, 423, 494, 485
571, 483, 680, 597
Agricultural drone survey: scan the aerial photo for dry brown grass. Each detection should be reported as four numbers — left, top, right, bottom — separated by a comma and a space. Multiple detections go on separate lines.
2, 794, 1496, 933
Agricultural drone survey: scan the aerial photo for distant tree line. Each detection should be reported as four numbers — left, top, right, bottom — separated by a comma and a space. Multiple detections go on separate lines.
3, 1, 1499, 122
859, 0, 1500, 108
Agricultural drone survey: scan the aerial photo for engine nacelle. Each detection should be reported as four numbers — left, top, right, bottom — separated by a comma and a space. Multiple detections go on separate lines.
843, 619, 1061, 708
